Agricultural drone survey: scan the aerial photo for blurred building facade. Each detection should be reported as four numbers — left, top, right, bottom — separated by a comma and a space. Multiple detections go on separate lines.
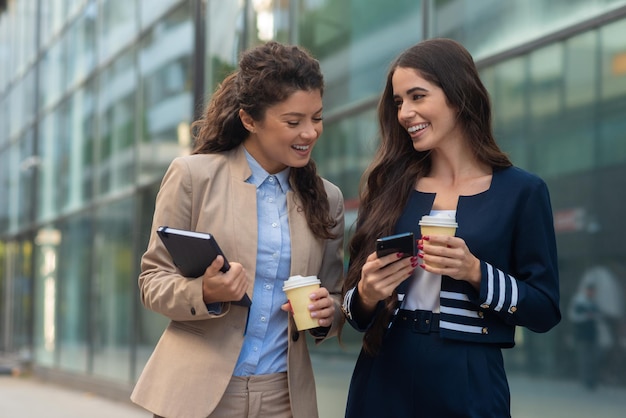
1, 0, 625, 398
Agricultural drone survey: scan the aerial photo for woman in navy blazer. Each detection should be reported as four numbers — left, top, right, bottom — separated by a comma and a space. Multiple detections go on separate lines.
342, 38, 560, 417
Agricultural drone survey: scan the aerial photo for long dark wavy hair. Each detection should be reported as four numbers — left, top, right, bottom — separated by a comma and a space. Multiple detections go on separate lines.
344, 38, 512, 355
191, 41, 336, 240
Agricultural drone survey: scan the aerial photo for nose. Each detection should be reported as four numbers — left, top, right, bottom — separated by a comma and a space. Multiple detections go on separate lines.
301, 122, 321, 139
398, 102, 416, 121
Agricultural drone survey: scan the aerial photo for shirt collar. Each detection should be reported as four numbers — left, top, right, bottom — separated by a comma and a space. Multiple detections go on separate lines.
244, 148, 291, 193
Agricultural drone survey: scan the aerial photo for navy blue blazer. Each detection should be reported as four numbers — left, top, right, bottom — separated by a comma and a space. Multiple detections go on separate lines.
343, 166, 561, 347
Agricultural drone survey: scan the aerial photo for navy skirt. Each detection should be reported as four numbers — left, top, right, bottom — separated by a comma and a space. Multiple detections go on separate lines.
345, 310, 511, 418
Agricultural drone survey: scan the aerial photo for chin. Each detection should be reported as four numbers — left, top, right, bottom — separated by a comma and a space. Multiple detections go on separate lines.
290, 157, 311, 168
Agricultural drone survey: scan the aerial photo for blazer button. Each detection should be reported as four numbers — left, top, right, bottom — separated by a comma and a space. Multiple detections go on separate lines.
482, 327, 488, 334
191, 307, 196, 315
292, 331, 300, 342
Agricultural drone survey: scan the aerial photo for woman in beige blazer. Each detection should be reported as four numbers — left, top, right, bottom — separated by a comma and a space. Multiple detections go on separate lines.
131, 42, 345, 418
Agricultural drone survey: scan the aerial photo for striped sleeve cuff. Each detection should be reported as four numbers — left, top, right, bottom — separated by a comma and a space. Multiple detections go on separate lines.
341, 287, 356, 320
480, 262, 519, 314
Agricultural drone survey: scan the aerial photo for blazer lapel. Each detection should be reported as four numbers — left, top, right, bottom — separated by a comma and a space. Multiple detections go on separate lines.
229, 147, 258, 298
287, 190, 314, 276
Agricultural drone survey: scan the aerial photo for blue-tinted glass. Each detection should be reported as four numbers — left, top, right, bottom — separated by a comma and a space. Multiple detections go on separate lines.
97, 50, 137, 196
57, 214, 92, 373
91, 198, 135, 382
298, 0, 423, 112
138, 4, 194, 184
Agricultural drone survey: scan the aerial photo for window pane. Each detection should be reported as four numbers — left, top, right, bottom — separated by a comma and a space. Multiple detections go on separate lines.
0, 14, 10, 91
206, 0, 244, 94
0, 96, 7, 148
490, 57, 529, 168
432, 0, 626, 60
529, 44, 563, 120
64, 4, 97, 88
91, 198, 134, 382
39, 1, 66, 48
38, 110, 60, 222
298, 0, 423, 112
66, 82, 97, 206
13, 0, 38, 74
100, 0, 137, 63
134, 184, 169, 379
97, 50, 137, 196
18, 128, 35, 228
137, 4, 194, 185
0, 240, 33, 354
314, 108, 378, 203
57, 214, 93, 373
40, 41, 64, 110
565, 32, 597, 110
560, 32, 597, 174
0, 151, 8, 232
599, 19, 626, 167
138, 0, 180, 29
6, 141, 19, 233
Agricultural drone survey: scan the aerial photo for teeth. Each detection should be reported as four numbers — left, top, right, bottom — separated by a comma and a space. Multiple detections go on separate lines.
408, 123, 429, 133
293, 144, 309, 150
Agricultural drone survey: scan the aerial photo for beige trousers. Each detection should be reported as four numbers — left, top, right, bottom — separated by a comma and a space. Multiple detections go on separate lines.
154, 372, 292, 418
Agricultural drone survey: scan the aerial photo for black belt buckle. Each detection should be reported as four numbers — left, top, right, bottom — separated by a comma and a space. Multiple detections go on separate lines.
396, 309, 439, 334
413, 310, 433, 334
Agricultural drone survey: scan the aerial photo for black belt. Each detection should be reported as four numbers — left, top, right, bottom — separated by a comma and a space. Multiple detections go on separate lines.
395, 309, 440, 334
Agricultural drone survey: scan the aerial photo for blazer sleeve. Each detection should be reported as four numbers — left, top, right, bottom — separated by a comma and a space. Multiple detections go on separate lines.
138, 157, 229, 322
471, 178, 561, 333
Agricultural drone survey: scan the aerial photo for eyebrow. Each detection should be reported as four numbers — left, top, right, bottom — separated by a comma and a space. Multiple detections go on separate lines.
393, 86, 429, 98
280, 107, 324, 117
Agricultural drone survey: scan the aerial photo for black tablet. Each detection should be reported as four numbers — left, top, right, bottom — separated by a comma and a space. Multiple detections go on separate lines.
156, 226, 251, 307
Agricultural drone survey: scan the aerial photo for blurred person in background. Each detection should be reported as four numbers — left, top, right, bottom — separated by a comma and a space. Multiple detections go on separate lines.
569, 283, 602, 390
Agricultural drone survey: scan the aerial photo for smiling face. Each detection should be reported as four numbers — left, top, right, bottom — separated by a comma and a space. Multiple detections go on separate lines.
392, 67, 464, 152
240, 89, 323, 174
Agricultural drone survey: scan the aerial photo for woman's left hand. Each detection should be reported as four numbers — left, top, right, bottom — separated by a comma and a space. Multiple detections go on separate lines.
281, 286, 335, 327
419, 235, 482, 289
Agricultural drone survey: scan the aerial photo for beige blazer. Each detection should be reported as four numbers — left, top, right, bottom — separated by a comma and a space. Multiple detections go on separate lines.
130, 145, 345, 418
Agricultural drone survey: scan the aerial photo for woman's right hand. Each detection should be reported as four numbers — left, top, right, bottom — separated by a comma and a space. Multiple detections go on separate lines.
201, 255, 248, 305
357, 251, 417, 311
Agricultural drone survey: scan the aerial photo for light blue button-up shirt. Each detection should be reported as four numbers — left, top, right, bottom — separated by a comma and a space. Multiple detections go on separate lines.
233, 150, 292, 376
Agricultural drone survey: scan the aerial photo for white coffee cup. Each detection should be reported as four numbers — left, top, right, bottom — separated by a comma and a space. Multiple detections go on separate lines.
282, 275, 321, 331
419, 216, 458, 268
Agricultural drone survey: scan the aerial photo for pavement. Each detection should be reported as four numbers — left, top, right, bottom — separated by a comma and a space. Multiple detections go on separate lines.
2, 354, 626, 417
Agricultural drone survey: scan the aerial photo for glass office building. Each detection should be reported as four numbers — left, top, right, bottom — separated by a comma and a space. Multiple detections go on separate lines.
1, 0, 626, 414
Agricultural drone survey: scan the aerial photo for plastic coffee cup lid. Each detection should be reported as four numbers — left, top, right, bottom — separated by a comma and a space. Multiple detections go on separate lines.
418, 215, 458, 228
283, 275, 321, 291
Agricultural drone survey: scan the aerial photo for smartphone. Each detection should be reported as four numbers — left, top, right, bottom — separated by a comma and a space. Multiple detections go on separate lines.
376, 232, 416, 259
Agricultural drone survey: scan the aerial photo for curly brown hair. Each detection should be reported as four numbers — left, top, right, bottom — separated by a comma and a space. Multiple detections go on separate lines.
191, 41, 336, 240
